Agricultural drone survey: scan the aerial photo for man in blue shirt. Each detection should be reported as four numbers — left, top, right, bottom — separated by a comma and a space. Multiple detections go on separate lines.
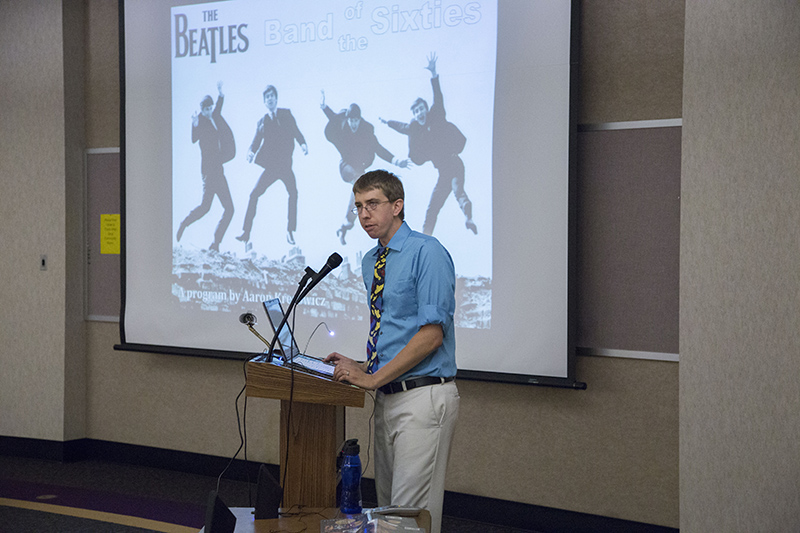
325, 170, 459, 533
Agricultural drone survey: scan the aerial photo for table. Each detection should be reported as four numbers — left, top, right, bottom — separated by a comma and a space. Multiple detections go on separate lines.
201, 506, 431, 532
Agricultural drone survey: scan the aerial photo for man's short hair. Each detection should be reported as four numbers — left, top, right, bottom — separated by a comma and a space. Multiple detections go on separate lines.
263, 85, 278, 99
200, 95, 213, 108
346, 103, 361, 120
411, 97, 428, 111
353, 170, 405, 221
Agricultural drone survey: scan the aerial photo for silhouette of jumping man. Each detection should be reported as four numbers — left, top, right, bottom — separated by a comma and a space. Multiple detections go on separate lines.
176, 81, 236, 252
320, 90, 408, 244
238, 85, 307, 246
381, 53, 477, 236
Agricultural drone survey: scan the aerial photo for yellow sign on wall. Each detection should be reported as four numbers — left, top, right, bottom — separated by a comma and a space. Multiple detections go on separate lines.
100, 214, 121, 255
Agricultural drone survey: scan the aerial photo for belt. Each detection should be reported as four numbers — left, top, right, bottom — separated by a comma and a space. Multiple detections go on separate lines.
378, 376, 454, 395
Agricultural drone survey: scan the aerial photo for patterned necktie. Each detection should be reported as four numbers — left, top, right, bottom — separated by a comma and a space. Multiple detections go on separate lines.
366, 246, 389, 373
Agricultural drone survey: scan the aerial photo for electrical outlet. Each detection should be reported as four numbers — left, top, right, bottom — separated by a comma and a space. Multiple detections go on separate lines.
40, 255, 47, 271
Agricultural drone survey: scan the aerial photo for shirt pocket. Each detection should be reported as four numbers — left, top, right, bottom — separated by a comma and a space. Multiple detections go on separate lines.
384, 275, 417, 319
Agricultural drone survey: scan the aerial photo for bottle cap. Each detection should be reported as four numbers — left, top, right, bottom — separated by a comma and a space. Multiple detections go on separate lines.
343, 438, 360, 455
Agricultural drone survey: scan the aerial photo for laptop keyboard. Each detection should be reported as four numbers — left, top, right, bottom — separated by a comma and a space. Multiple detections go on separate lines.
289, 353, 335, 377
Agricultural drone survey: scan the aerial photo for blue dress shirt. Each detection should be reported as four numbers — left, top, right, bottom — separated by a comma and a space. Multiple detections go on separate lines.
361, 221, 457, 380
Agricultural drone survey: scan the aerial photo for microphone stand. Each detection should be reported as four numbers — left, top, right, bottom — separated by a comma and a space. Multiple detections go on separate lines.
267, 267, 319, 503
265, 266, 316, 364
247, 324, 272, 349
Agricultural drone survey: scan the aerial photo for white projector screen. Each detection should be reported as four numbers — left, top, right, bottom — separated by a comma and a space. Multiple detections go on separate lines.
120, 0, 580, 387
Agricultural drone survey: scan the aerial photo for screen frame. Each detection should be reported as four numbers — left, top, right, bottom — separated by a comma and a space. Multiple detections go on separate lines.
115, 0, 584, 390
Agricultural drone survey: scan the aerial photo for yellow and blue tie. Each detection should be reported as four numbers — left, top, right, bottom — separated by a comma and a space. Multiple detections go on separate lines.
366, 246, 389, 373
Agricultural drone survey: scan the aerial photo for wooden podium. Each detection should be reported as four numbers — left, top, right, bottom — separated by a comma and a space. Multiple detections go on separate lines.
245, 358, 365, 508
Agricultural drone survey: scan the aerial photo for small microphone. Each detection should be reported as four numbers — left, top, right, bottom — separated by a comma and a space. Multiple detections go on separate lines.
239, 312, 257, 326
239, 311, 271, 351
298, 253, 343, 302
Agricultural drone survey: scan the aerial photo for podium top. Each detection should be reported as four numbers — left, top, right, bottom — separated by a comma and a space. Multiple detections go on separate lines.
245, 359, 365, 408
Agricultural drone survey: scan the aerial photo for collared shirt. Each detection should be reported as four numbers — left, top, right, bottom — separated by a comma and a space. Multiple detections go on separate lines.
361, 221, 456, 381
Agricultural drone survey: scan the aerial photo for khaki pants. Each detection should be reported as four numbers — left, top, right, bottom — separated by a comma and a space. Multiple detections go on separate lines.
374, 381, 460, 533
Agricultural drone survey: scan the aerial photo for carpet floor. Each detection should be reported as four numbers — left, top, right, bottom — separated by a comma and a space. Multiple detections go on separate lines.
0, 456, 539, 532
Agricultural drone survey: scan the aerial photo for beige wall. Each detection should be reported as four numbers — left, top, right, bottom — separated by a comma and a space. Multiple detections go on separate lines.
0, 0, 85, 442
1, 0, 686, 528
681, 1, 800, 531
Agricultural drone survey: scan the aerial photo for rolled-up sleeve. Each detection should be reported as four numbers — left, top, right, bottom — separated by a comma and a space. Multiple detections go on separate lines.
415, 241, 455, 331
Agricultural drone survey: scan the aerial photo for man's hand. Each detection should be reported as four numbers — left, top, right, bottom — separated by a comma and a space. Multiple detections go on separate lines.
320, 90, 326, 109
425, 52, 438, 77
217, 81, 224, 97
192, 112, 199, 127
324, 352, 375, 389
246, 150, 255, 163
301, 143, 309, 155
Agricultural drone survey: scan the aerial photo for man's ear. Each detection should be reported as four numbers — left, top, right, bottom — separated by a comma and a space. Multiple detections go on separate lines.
392, 199, 404, 217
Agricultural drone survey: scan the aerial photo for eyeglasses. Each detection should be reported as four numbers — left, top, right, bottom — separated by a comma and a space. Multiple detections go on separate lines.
351, 200, 390, 215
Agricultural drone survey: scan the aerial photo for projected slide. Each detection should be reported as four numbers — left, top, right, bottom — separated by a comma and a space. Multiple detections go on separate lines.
170, 0, 496, 329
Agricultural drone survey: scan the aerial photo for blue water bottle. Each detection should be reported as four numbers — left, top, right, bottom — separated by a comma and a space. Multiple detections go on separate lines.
339, 438, 362, 514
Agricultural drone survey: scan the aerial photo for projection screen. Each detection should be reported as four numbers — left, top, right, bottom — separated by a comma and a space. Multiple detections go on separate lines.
119, 0, 580, 387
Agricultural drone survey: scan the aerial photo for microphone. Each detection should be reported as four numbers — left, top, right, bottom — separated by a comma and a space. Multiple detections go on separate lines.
263, 253, 342, 364
238, 311, 271, 350
239, 312, 257, 326
298, 253, 343, 302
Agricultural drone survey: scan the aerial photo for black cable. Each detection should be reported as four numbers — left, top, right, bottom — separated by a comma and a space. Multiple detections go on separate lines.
215, 377, 247, 493
363, 391, 377, 475
213, 350, 266, 502
243, 392, 251, 506
279, 305, 299, 504
239, 348, 269, 507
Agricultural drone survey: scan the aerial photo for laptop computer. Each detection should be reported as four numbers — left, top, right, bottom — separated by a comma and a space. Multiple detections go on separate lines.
262, 298, 335, 379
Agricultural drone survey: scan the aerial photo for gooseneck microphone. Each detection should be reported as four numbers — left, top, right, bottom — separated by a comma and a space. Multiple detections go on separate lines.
238, 311, 271, 349
239, 312, 257, 326
297, 253, 343, 302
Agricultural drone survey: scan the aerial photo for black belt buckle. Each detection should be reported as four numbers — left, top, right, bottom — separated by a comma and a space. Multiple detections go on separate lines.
379, 376, 453, 395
